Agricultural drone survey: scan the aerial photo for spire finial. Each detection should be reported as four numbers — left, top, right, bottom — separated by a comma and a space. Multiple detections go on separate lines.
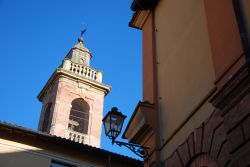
78, 28, 86, 43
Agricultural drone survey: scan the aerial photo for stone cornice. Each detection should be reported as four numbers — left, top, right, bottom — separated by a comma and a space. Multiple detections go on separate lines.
122, 101, 155, 144
37, 68, 111, 102
210, 64, 250, 115
129, 10, 151, 29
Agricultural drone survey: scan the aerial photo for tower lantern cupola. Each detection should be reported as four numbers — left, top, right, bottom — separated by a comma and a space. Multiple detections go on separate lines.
66, 35, 92, 66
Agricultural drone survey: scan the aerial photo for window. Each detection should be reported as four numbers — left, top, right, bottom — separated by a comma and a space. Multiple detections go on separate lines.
68, 98, 90, 134
233, 0, 250, 55
51, 160, 76, 167
42, 103, 52, 132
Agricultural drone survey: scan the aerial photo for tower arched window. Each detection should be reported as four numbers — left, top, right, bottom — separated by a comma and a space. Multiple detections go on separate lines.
42, 103, 52, 132
68, 98, 90, 134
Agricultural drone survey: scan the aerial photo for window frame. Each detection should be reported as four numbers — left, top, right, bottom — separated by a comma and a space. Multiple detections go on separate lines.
68, 98, 90, 134
42, 102, 52, 132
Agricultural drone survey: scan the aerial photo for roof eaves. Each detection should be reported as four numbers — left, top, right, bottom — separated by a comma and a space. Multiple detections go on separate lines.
0, 121, 142, 165
130, 0, 159, 11
129, 12, 143, 30
122, 101, 154, 139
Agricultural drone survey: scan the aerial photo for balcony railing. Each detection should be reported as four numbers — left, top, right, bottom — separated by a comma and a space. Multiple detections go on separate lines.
62, 59, 102, 82
65, 129, 89, 144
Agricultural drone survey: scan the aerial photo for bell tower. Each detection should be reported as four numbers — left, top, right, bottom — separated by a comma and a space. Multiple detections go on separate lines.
37, 34, 111, 148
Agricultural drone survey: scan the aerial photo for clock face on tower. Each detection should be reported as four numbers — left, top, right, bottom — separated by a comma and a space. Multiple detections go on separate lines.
79, 57, 85, 64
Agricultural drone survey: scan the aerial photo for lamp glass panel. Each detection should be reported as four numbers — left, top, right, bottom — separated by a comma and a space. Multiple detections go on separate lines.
103, 114, 111, 136
110, 113, 125, 133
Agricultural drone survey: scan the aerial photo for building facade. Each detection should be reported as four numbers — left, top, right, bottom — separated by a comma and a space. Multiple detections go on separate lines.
37, 36, 111, 148
123, 0, 250, 166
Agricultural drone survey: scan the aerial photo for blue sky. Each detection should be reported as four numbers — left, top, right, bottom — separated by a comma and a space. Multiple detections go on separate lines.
0, 0, 142, 159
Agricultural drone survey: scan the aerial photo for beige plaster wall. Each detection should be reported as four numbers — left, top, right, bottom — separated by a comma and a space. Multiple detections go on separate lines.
0, 138, 104, 167
204, 0, 244, 86
0, 137, 140, 167
0, 144, 50, 167
154, 0, 215, 159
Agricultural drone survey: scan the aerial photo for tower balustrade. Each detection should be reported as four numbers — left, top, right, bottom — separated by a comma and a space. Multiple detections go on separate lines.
63, 59, 102, 82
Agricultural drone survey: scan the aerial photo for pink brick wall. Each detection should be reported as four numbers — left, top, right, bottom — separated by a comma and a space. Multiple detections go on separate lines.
39, 75, 106, 148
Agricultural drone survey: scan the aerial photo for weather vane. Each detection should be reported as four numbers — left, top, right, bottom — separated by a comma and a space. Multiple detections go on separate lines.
78, 26, 87, 43
80, 28, 87, 37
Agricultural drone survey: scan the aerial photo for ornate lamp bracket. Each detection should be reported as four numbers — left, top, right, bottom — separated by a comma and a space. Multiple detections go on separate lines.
113, 140, 149, 159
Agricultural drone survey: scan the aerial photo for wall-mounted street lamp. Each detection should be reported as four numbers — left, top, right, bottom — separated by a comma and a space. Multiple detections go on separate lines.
102, 107, 148, 159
